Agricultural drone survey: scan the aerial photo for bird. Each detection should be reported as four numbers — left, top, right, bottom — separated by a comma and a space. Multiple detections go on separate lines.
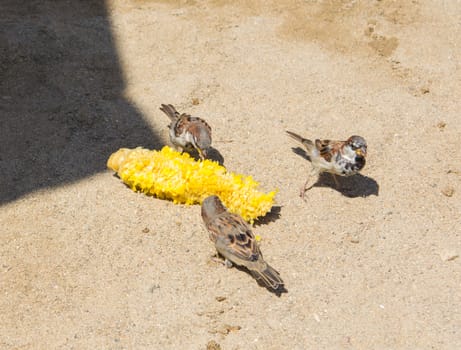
159, 104, 212, 160
201, 195, 284, 292
286, 130, 367, 198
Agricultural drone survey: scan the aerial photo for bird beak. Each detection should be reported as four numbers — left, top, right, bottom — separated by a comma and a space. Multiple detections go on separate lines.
355, 149, 366, 157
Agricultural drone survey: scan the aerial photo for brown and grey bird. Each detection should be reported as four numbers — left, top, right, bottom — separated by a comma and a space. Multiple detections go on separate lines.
201, 195, 284, 292
286, 131, 367, 198
159, 104, 212, 160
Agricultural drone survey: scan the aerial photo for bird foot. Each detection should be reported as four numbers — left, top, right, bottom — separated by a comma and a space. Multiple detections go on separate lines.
209, 255, 233, 268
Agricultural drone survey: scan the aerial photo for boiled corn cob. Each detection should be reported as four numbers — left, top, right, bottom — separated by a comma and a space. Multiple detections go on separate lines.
107, 146, 276, 222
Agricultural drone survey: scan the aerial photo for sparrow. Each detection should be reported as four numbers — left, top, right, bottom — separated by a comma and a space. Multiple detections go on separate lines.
201, 195, 284, 292
159, 104, 212, 160
286, 131, 367, 198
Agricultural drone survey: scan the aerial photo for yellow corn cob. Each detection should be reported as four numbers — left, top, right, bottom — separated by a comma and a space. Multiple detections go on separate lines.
107, 146, 276, 222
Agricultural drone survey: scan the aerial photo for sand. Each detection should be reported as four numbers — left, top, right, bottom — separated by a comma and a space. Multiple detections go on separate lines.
1, 0, 460, 348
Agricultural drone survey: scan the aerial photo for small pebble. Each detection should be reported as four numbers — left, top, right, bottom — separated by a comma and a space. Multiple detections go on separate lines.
212, 324, 241, 335
149, 284, 160, 292
441, 187, 454, 197
206, 340, 221, 350
440, 251, 459, 261
420, 87, 430, 94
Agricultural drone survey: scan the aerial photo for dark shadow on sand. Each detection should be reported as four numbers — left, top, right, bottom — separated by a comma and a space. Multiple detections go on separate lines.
0, 0, 161, 204
254, 205, 282, 226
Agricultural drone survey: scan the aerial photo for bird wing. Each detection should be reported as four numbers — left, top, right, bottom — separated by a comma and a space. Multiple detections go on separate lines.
315, 139, 344, 162
173, 114, 193, 137
209, 213, 261, 262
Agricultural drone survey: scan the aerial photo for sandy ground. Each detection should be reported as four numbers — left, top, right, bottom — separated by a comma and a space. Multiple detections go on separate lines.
1, 0, 461, 349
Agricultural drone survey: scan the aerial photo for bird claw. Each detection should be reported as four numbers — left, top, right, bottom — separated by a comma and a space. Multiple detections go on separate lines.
299, 188, 307, 201
210, 256, 233, 268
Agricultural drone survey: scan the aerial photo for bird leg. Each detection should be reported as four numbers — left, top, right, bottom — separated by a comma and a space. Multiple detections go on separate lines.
299, 178, 310, 200
331, 174, 340, 188
210, 254, 233, 268
300, 169, 319, 200
172, 145, 183, 154
196, 148, 205, 161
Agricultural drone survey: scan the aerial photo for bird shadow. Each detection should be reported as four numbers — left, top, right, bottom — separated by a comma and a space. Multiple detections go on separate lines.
206, 147, 225, 166
316, 173, 379, 198
290, 147, 379, 198
184, 146, 225, 166
291, 146, 312, 162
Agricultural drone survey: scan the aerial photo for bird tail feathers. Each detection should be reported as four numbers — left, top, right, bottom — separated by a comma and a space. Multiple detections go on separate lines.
159, 104, 180, 121
286, 130, 314, 152
251, 264, 284, 291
